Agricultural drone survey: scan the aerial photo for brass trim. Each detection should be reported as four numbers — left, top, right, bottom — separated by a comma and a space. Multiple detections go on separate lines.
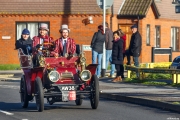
80, 70, 92, 81
48, 71, 60, 82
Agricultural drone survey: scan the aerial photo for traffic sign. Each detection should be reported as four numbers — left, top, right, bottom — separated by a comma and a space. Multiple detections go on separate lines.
97, 0, 114, 9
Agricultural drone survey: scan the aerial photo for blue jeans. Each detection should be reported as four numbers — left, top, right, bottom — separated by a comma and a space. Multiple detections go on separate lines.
92, 50, 102, 77
133, 56, 139, 77
133, 57, 139, 67
106, 50, 115, 75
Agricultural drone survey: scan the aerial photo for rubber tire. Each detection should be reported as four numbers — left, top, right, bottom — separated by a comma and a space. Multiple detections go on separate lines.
75, 95, 83, 106
90, 75, 99, 109
20, 75, 29, 108
35, 77, 44, 112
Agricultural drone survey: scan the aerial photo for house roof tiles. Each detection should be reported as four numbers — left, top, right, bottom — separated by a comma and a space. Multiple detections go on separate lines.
119, 0, 160, 18
0, 0, 104, 15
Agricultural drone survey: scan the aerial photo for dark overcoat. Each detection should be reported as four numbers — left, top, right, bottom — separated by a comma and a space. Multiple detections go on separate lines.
129, 31, 142, 57
91, 30, 105, 54
15, 36, 32, 54
112, 38, 124, 65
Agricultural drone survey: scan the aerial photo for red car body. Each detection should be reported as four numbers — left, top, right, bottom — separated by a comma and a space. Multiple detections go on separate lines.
18, 48, 99, 112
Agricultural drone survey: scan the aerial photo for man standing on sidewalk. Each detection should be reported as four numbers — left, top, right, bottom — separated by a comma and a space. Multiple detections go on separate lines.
129, 24, 142, 68
105, 22, 115, 78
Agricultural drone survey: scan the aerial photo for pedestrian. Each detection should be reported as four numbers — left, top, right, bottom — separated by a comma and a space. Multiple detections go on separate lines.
111, 31, 124, 82
105, 22, 115, 78
54, 24, 76, 57
117, 29, 126, 78
129, 24, 142, 68
91, 25, 105, 78
15, 28, 32, 55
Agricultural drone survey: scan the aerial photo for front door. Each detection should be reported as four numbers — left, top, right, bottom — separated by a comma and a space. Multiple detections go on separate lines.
118, 24, 133, 64
118, 24, 133, 50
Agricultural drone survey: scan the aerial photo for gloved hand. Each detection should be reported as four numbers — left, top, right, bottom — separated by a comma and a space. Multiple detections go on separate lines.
26, 45, 31, 50
26, 45, 32, 53
69, 53, 73, 57
36, 44, 41, 49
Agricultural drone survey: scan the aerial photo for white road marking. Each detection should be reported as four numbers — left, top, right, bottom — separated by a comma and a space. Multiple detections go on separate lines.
0, 110, 14, 115
0, 85, 19, 89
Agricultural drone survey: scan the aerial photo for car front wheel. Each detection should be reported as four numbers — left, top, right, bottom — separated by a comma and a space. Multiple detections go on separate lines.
35, 77, 44, 112
90, 75, 99, 109
75, 95, 83, 106
20, 75, 29, 108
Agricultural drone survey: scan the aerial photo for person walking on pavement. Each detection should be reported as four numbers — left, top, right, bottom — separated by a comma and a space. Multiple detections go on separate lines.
112, 31, 124, 82
91, 25, 105, 78
15, 28, 32, 55
129, 24, 142, 68
105, 22, 115, 78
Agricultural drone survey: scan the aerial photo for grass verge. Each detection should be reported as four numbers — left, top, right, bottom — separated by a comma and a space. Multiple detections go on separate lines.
0, 64, 21, 70
123, 78, 168, 86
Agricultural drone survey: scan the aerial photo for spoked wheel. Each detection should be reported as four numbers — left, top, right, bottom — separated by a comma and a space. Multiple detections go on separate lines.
20, 75, 29, 108
75, 95, 83, 106
90, 75, 99, 109
35, 77, 44, 112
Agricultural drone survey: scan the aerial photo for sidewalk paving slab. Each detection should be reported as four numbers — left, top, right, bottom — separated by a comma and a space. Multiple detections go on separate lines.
99, 77, 180, 113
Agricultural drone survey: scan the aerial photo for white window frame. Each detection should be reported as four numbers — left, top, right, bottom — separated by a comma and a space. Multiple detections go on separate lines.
155, 26, 161, 48
146, 24, 150, 46
171, 27, 179, 51
16, 22, 50, 40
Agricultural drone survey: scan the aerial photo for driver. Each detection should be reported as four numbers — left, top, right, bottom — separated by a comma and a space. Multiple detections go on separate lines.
32, 23, 56, 57
54, 24, 76, 57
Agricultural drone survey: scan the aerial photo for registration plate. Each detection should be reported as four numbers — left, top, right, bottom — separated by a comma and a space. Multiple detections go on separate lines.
61, 86, 76, 91
61, 91, 76, 101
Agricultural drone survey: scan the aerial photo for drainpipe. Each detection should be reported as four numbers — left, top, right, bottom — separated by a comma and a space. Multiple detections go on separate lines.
110, 4, 114, 29
137, 15, 139, 30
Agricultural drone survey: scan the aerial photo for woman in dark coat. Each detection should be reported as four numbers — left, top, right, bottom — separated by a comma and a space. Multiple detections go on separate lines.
91, 25, 105, 78
112, 31, 124, 82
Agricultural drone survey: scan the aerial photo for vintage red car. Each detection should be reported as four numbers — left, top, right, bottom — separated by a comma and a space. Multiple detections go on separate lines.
18, 46, 99, 112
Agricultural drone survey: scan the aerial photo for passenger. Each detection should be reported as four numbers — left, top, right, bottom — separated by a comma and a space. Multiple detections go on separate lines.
32, 23, 56, 57
15, 28, 32, 55
54, 24, 76, 57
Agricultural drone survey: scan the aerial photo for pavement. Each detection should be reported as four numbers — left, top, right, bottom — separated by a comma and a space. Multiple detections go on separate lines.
0, 70, 180, 113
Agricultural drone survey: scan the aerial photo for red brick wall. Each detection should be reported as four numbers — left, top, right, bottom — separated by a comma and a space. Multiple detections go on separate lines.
2, 8, 180, 65
116, 5, 180, 64
141, 6, 180, 63
0, 14, 105, 64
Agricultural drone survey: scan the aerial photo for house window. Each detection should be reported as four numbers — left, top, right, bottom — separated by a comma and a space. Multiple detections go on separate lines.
155, 0, 161, 2
16, 22, 49, 40
155, 26, 161, 48
171, 27, 180, 51
146, 24, 150, 46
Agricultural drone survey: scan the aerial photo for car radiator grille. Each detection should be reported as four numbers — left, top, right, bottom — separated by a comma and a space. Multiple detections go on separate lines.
61, 72, 74, 79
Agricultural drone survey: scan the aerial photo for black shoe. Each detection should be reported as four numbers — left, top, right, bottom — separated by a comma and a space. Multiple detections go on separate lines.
126, 63, 131, 65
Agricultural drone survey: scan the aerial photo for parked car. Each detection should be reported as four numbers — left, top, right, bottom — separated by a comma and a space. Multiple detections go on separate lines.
170, 56, 180, 69
18, 45, 99, 112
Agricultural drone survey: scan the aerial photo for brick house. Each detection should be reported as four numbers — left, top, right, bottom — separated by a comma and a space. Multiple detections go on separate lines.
113, 0, 180, 63
0, 0, 179, 65
0, 0, 105, 64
